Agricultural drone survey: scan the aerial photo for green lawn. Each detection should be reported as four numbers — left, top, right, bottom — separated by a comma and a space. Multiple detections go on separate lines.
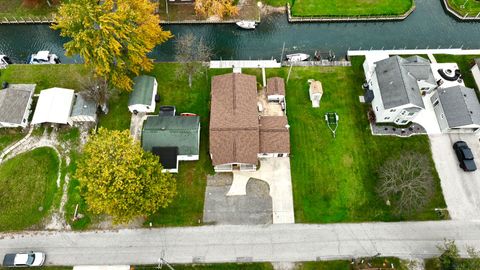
244, 59, 445, 223
0, 64, 89, 93
0, 0, 60, 18
0, 147, 60, 231
446, 0, 480, 16
0, 128, 24, 152
434, 54, 480, 92
289, 0, 413, 17
136, 263, 273, 270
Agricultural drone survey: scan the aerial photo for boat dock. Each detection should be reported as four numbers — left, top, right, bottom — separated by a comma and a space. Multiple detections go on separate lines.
0, 17, 54, 24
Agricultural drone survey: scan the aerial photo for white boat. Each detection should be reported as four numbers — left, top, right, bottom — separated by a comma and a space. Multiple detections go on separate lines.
0, 55, 12, 68
236, 20, 256, 30
286, 53, 310, 62
28, 50, 60, 64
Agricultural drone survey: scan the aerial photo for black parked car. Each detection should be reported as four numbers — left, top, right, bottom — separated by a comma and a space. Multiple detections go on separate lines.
453, 141, 477, 172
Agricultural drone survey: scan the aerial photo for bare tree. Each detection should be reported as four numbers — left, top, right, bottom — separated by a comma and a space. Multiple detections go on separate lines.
81, 76, 114, 114
376, 152, 434, 215
174, 33, 212, 88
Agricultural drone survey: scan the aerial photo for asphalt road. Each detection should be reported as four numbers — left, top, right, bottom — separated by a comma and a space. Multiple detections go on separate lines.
429, 134, 480, 220
2, 221, 480, 266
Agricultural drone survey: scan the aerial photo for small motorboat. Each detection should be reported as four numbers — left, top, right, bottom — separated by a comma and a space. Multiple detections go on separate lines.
286, 53, 310, 62
236, 20, 256, 30
0, 55, 12, 68
28, 50, 60, 64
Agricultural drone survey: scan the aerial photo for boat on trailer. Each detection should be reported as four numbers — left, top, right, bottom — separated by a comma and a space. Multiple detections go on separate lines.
28, 50, 60, 65
286, 53, 310, 62
236, 20, 256, 30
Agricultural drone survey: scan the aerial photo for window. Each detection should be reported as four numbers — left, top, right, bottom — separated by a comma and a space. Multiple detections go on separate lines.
433, 99, 439, 106
384, 117, 390, 120
278, 154, 283, 157
375, 106, 378, 111
401, 120, 408, 124
441, 113, 444, 119
389, 109, 396, 112
421, 87, 429, 91
408, 112, 415, 116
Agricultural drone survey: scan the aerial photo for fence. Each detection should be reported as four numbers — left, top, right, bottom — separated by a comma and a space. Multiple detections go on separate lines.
282, 60, 351, 67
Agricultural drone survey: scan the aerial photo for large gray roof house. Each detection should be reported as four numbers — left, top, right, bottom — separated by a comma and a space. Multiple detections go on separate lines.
0, 84, 35, 128
431, 85, 480, 133
368, 55, 437, 125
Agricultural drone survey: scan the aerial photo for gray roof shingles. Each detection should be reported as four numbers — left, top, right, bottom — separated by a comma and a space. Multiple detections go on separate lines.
375, 56, 434, 109
437, 86, 480, 128
71, 93, 97, 117
0, 84, 35, 125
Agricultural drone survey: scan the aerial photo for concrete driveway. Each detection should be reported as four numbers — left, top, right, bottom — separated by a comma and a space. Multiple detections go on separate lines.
430, 133, 480, 220
230, 158, 295, 224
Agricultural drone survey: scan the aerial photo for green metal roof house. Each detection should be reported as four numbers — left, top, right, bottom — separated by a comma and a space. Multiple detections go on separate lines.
142, 115, 200, 173
128, 75, 157, 114
69, 93, 97, 124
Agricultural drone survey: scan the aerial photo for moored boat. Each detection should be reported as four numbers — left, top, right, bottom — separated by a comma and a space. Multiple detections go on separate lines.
286, 53, 310, 62
236, 20, 256, 30
28, 50, 60, 64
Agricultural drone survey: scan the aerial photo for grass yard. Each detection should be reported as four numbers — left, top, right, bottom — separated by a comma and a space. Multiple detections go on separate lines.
290, 0, 413, 17
0, 64, 89, 93
0, 0, 59, 18
245, 59, 445, 223
0, 128, 24, 152
0, 147, 60, 231
446, 0, 480, 16
434, 54, 480, 92
136, 263, 273, 270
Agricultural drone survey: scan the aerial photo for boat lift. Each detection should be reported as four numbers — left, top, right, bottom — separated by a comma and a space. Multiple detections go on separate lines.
325, 112, 339, 138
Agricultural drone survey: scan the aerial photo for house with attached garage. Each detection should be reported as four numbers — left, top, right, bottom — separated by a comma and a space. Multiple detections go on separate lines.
0, 84, 35, 128
209, 73, 290, 172
141, 115, 200, 173
363, 55, 437, 125
431, 85, 480, 133
128, 75, 158, 114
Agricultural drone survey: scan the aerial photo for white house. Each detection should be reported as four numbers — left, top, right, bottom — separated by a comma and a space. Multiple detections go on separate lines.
0, 84, 35, 128
431, 85, 480, 133
128, 75, 157, 114
266, 77, 285, 102
68, 93, 97, 125
364, 55, 437, 125
308, 79, 323, 108
471, 58, 480, 90
31, 87, 75, 125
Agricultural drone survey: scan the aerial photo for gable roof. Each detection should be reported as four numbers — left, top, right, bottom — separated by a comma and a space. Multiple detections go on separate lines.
0, 84, 35, 125
31, 87, 75, 125
71, 93, 97, 118
128, 75, 156, 106
142, 115, 200, 156
259, 116, 290, 154
266, 77, 285, 96
374, 56, 433, 109
209, 73, 259, 166
436, 86, 480, 128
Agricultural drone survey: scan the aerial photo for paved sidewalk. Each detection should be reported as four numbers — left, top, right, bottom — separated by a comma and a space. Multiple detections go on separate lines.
230, 158, 295, 224
3, 221, 480, 265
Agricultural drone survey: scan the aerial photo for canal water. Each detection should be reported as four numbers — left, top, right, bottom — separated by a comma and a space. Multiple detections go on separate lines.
0, 0, 479, 63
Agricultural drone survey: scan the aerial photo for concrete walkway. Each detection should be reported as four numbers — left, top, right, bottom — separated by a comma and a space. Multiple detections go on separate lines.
230, 158, 295, 224
3, 221, 480, 265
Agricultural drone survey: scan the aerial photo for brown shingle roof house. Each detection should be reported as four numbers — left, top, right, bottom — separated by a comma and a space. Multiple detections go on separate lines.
259, 116, 290, 154
210, 73, 290, 172
266, 77, 285, 97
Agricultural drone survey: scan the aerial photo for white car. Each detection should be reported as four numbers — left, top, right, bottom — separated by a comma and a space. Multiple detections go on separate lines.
2, 252, 46, 267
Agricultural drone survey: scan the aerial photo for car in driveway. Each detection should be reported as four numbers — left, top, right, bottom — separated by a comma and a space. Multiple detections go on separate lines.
2, 252, 45, 267
453, 141, 477, 172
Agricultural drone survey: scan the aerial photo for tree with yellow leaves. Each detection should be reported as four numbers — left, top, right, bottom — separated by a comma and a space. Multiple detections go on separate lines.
194, 0, 238, 19
76, 128, 176, 223
52, 0, 172, 91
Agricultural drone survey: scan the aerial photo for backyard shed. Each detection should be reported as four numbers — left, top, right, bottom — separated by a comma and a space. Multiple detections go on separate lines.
69, 93, 97, 124
142, 115, 200, 173
308, 79, 323, 108
266, 77, 285, 102
0, 84, 35, 128
31, 87, 75, 125
128, 75, 158, 114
